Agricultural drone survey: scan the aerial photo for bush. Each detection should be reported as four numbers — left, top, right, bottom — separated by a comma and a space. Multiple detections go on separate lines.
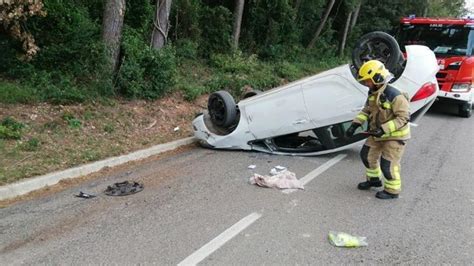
243, 0, 298, 59
209, 52, 259, 74
207, 73, 243, 95
117, 28, 177, 99
0, 0, 113, 104
31, 0, 103, 75
170, 0, 202, 41
0, 81, 39, 104
125, 0, 154, 31
244, 63, 281, 90
274, 61, 301, 81
0, 117, 25, 140
26, 71, 93, 104
0, 0, 353, 105
181, 84, 207, 101
207, 61, 280, 96
199, 5, 232, 57
175, 39, 199, 59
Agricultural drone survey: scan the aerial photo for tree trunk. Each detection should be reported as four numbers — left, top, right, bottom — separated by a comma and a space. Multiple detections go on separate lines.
422, 0, 429, 17
339, 11, 352, 57
294, 0, 302, 19
102, 0, 126, 72
307, 0, 335, 49
232, 0, 245, 49
422, 6, 428, 16
151, 0, 172, 50
349, 1, 361, 32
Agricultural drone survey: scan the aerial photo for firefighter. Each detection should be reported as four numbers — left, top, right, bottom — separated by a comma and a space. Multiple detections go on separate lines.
346, 60, 410, 199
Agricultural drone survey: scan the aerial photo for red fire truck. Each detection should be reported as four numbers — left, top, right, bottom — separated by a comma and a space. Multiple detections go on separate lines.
397, 17, 473, 117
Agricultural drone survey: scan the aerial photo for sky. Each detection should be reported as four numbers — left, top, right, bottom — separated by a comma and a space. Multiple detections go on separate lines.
467, 0, 474, 16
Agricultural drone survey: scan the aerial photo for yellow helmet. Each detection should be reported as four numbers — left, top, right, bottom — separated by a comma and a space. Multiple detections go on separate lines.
357, 60, 390, 85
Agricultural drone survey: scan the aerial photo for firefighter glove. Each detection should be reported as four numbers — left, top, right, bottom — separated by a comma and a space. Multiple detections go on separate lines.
345, 123, 360, 137
369, 128, 385, 137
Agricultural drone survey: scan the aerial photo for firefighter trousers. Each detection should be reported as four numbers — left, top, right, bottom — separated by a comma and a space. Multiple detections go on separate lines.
359, 137, 406, 194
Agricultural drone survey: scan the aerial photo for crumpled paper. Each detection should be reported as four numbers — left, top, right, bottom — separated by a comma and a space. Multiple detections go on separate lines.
249, 170, 304, 190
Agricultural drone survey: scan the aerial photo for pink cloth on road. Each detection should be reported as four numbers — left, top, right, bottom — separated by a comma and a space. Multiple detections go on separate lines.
249, 170, 304, 189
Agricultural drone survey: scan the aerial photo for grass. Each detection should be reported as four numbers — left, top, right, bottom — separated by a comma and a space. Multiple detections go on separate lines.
0, 80, 39, 104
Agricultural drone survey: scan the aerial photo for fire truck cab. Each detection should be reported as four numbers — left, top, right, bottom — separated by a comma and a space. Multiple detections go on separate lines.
397, 17, 474, 117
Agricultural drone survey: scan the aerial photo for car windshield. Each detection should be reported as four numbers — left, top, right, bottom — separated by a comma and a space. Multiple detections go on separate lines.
397, 24, 474, 57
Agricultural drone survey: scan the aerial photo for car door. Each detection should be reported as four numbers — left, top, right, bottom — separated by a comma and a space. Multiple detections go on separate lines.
244, 84, 313, 139
301, 69, 367, 128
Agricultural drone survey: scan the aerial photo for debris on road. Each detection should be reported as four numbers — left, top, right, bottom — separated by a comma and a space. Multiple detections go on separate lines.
104, 181, 144, 196
275, 165, 286, 171
173, 126, 180, 132
249, 170, 304, 190
248, 164, 257, 169
328, 231, 368, 248
75, 191, 96, 199
270, 165, 287, 175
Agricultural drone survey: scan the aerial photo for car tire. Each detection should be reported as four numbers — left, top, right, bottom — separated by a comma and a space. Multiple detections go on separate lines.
352, 31, 404, 81
241, 89, 262, 99
458, 102, 472, 118
208, 90, 238, 127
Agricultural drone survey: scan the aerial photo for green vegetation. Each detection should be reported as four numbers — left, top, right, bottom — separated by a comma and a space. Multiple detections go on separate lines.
0, 0, 467, 185
1, 0, 465, 105
19, 138, 41, 152
0, 117, 25, 140
62, 113, 82, 129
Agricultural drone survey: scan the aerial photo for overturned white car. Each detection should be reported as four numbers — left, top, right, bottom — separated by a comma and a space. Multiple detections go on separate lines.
193, 32, 439, 155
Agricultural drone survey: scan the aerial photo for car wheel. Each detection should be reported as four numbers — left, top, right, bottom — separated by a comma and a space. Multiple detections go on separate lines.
208, 90, 238, 127
241, 89, 262, 99
352, 31, 404, 80
458, 102, 472, 118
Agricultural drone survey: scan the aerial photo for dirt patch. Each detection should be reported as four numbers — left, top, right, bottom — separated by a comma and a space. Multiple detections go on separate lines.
0, 92, 208, 185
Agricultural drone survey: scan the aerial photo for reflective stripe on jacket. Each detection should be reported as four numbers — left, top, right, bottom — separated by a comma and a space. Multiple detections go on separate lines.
353, 84, 410, 141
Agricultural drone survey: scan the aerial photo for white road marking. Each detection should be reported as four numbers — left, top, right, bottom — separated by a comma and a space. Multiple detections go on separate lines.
177, 212, 262, 266
282, 154, 347, 194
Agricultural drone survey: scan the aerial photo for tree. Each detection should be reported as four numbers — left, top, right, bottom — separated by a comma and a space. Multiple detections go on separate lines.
339, 10, 352, 56
151, 0, 172, 50
427, 0, 467, 17
307, 0, 335, 49
232, 0, 245, 49
293, 0, 302, 19
0, 0, 46, 60
102, 0, 126, 72
349, 0, 361, 32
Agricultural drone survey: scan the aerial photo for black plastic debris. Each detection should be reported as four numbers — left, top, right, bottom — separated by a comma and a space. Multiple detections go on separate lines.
104, 181, 144, 196
75, 191, 96, 199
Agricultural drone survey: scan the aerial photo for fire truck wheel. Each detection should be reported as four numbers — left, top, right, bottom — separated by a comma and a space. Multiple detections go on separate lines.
458, 102, 472, 118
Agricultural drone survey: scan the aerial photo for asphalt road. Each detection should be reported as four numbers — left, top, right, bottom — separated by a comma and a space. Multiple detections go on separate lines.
1, 101, 473, 265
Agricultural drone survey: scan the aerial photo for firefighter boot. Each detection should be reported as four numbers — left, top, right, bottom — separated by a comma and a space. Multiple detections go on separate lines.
375, 190, 399, 199
357, 179, 382, 190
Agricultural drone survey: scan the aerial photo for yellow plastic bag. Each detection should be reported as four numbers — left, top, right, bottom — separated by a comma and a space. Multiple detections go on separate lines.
328, 231, 368, 248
